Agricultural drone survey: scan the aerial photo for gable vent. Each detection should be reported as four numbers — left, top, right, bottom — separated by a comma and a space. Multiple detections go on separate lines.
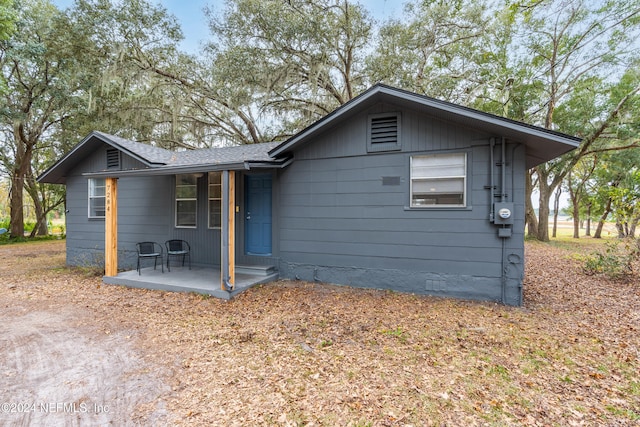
370, 116, 398, 144
367, 112, 401, 152
106, 148, 120, 169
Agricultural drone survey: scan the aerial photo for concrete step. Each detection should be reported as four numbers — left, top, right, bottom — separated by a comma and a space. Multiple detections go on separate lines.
236, 265, 278, 276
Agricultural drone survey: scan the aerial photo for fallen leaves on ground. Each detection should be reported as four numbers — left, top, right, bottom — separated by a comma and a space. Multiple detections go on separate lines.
1, 239, 638, 426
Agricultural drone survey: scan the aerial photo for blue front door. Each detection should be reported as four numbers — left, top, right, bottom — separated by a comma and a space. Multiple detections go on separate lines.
245, 174, 272, 255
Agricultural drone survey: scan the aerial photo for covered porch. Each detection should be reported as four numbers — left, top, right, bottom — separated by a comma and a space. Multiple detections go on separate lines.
96, 158, 285, 299
103, 264, 279, 300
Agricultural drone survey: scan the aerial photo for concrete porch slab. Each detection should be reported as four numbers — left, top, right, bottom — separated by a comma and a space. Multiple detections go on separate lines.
102, 265, 279, 300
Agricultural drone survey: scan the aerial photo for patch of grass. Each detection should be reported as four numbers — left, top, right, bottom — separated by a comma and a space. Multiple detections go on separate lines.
489, 364, 510, 381
605, 406, 640, 421
0, 234, 66, 245
627, 381, 640, 396
560, 374, 573, 383
320, 339, 333, 348
191, 292, 212, 300
526, 224, 616, 253
380, 326, 408, 343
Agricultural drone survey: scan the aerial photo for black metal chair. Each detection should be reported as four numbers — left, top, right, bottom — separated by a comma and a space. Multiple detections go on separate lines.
136, 242, 164, 275
165, 239, 191, 272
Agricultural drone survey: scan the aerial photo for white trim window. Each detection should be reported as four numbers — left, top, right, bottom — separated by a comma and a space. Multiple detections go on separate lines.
88, 178, 106, 218
208, 172, 222, 228
410, 153, 467, 207
175, 174, 197, 227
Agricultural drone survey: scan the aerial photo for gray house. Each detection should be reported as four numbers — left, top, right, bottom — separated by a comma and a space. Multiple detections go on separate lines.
38, 84, 580, 305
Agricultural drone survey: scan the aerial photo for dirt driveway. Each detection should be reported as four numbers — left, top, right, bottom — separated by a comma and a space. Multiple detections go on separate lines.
0, 241, 170, 426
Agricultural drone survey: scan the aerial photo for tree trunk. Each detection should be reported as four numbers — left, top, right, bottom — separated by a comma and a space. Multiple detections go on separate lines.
525, 171, 539, 237
9, 173, 24, 238
616, 220, 626, 238
25, 171, 49, 236
594, 197, 613, 238
567, 173, 580, 239
536, 175, 553, 242
552, 186, 561, 238
572, 202, 580, 239
585, 204, 591, 236
29, 196, 48, 238
630, 216, 639, 238
9, 133, 32, 238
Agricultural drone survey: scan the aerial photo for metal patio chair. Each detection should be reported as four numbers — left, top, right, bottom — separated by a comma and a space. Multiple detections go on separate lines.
165, 239, 191, 272
136, 242, 164, 275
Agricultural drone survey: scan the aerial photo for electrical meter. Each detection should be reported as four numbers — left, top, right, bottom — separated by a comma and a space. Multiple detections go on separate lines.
494, 203, 514, 225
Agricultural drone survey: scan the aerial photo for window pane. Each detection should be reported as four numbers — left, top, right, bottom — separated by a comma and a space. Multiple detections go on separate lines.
90, 197, 106, 217
412, 163, 465, 178
412, 154, 465, 177
412, 193, 464, 206
176, 185, 197, 199
177, 174, 197, 186
176, 200, 197, 227
208, 185, 221, 199
89, 178, 106, 196
412, 178, 464, 194
209, 200, 221, 228
209, 172, 222, 185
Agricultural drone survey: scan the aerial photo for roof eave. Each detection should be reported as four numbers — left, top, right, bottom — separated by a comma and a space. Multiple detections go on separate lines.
83, 162, 249, 179
37, 131, 163, 184
268, 84, 582, 166
81, 157, 291, 179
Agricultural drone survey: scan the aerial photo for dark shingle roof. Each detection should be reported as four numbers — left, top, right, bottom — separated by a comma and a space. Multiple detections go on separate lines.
93, 131, 175, 165
37, 132, 284, 184
170, 141, 281, 166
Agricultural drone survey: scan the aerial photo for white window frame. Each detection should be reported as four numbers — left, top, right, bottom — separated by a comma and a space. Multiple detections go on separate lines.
88, 178, 106, 218
208, 172, 222, 229
175, 174, 198, 228
410, 152, 467, 208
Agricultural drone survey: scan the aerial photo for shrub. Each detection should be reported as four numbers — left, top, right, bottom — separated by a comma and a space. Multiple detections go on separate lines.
582, 239, 639, 279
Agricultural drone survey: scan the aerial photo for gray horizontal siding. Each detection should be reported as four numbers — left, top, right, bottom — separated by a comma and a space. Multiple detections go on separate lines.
64, 143, 223, 270
276, 103, 526, 304
296, 103, 492, 160
279, 216, 494, 233
279, 228, 497, 248
277, 149, 507, 273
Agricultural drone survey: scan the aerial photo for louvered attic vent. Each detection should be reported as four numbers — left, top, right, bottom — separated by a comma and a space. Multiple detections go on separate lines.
367, 112, 401, 152
371, 116, 398, 143
106, 148, 120, 169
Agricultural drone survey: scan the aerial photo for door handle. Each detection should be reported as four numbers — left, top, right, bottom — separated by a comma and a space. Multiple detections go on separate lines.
246, 212, 251, 220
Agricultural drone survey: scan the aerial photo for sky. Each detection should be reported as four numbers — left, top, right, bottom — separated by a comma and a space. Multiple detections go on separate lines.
52, 0, 405, 54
